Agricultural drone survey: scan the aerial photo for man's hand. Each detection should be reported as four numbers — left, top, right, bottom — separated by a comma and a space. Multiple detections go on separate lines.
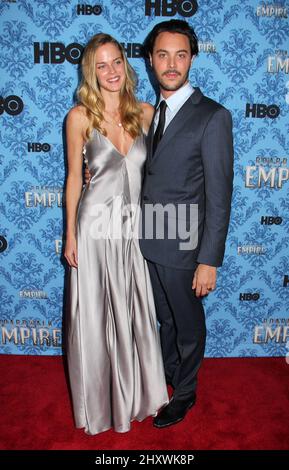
84, 163, 91, 185
192, 264, 217, 297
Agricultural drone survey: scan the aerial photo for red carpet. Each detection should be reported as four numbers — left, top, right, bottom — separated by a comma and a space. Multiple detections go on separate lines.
0, 356, 288, 450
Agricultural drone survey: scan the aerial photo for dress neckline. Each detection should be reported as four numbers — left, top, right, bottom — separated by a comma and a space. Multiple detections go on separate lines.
94, 128, 137, 159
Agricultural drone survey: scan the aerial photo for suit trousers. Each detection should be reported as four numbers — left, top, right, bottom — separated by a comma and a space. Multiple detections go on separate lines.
147, 260, 206, 400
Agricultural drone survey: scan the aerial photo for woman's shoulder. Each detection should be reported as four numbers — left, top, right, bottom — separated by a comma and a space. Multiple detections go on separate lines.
67, 105, 90, 139
67, 104, 88, 123
140, 101, 154, 115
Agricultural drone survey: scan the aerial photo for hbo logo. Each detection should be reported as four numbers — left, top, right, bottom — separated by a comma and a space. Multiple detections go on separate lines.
34, 43, 83, 64
77, 4, 102, 15
239, 293, 260, 301
0, 236, 8, 253
261, 216, 282, 225
145, 0, 198, 17
0, 95, 23, 116
28, 143, 51, 153
245, 103, 280, 119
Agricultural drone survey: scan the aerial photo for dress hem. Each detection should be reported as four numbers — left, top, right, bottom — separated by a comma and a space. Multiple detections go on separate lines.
76, 399, 170, 436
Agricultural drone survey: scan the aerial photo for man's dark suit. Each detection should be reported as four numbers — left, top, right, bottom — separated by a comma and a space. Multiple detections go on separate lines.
139, 87, 234, 400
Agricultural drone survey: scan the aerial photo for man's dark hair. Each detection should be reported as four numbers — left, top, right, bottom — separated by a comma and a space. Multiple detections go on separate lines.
143, 20, 199, 58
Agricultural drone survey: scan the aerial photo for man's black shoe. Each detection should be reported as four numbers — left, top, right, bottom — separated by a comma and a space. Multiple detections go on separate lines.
153, 395, 196, 428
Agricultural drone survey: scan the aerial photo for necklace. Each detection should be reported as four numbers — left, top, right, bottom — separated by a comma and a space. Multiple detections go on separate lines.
104, 110, 122, 128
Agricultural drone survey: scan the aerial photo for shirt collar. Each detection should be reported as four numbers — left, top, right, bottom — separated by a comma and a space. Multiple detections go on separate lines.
157, 82, 194, 112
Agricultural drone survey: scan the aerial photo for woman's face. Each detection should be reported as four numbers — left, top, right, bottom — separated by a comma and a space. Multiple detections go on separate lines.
94, 42, 126, 93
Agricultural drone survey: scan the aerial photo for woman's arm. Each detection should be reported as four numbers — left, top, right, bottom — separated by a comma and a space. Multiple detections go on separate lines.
64, 106, 87, 267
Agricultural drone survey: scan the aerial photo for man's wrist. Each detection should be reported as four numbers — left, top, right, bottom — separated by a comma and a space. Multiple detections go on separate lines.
198, 263, 217, 269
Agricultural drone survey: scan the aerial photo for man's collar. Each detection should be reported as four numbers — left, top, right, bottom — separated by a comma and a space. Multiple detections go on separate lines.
157, 82, 194, 111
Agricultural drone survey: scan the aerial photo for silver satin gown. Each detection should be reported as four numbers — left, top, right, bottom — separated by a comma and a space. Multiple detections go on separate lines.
66, 128, 169, 435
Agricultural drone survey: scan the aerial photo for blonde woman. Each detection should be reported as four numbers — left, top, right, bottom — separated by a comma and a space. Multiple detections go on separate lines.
64, 33, 168, 435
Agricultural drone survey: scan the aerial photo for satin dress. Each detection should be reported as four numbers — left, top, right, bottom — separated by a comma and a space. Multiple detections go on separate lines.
66, 128, 168, 435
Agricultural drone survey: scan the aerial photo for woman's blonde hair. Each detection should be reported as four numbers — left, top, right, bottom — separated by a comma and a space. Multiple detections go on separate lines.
77, 33, 142, 140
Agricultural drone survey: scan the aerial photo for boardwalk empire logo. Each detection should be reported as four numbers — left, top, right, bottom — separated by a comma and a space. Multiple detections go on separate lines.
55, 238, 62, 255
267, 50, 289, 73
257, 4, 288, 18
245, 156, 288, 189
1, 319, 61, 348
25, 186, 64, 208
254, 318, 289, 344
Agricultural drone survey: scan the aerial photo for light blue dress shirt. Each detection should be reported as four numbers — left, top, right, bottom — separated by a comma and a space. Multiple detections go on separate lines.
153, 82, 195, 133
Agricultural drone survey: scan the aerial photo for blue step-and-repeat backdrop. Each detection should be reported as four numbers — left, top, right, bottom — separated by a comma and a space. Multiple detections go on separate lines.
0, 0, 289, 357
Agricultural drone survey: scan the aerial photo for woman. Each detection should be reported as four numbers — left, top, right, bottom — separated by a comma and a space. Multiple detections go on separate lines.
64, 33, 168, 435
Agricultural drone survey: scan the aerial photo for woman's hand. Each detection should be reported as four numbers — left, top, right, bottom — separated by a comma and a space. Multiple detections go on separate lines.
84, 163, 91, 185
65, 234, 78, 268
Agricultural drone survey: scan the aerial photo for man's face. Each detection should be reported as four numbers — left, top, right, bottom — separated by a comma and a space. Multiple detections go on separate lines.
150, 32, 194, 96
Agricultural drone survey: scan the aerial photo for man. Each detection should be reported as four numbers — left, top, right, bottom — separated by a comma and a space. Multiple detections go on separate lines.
85, 19, 234, 428
139, 19, 234, 428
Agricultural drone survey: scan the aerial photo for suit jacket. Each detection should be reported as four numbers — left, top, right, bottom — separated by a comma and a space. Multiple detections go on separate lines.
139, 87, 234, 270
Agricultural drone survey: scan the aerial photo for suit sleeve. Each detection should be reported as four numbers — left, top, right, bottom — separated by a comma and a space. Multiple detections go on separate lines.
196, 107, 234, 267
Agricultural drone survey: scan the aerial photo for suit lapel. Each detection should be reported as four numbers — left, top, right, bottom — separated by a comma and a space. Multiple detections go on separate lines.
146, 119, 155, 162
148, 87, 203, 166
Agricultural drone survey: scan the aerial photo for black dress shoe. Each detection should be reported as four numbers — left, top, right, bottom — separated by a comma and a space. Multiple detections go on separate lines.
153, 395, 196, 428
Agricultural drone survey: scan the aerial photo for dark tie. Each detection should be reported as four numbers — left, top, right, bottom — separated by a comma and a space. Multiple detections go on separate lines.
152, 100, 167, 155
